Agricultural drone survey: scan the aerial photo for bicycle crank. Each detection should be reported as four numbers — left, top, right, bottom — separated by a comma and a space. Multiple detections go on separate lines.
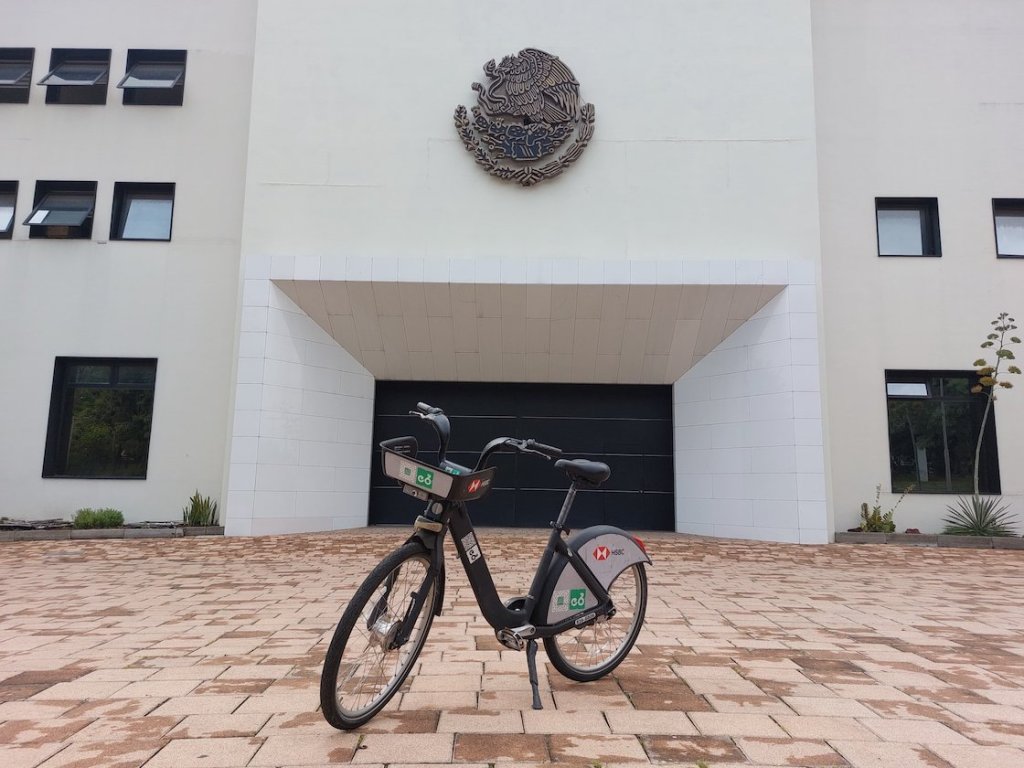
495, 624, 535, 651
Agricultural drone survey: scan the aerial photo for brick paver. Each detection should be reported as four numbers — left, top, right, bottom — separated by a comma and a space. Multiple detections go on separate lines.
1, 528, 1024, 766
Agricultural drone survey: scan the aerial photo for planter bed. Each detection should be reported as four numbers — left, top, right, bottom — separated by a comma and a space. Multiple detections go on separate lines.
835, 531, 1022, 549
0, 526, 224, 542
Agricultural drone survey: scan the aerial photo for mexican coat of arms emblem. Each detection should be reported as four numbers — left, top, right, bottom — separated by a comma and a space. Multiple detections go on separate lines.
454, 48, 595, 186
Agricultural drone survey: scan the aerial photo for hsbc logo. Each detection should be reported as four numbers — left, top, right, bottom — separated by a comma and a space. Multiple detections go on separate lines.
592, 545, 624, 561
468, 479, 481, 493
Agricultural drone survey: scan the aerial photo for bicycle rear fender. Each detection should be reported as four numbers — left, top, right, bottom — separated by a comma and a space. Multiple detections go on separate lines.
533, 526, 651, 626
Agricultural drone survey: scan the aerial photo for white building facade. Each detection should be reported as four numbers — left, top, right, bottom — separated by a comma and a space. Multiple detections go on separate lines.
2, 1, 1021, 541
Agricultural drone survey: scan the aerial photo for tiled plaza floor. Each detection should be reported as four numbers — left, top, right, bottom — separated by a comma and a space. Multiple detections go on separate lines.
1, 528, 1024, 767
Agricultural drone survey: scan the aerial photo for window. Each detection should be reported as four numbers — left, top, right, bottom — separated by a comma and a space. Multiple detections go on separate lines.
0, 181, 16, 239
118, 49, 186, 106
24, 181, 97, 239
876, 198, 941, 257
993, 199, 1024, 258
0, 48, 33, 104
39, 48, 110, 105
111, 183, 175, 241
43, 358, 157, 479
886, 371, 1000, 494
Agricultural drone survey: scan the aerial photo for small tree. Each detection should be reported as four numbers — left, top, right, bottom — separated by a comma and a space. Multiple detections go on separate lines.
969, 312, 1020, 495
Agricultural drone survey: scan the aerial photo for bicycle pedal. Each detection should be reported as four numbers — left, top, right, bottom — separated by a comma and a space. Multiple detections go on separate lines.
495, 624, 535, 651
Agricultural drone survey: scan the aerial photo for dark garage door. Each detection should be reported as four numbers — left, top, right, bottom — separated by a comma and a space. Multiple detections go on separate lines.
369, 382, 674, 531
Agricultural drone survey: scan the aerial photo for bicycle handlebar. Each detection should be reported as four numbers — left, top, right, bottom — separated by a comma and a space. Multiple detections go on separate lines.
524, 439, 562, 458
406, 403, 562, 471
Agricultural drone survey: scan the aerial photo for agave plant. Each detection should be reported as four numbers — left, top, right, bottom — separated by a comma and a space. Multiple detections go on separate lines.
182, 491, 219, 527
943, 495, 1018, 537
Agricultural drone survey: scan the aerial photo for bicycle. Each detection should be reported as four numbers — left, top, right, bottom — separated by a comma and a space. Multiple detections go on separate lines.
319, 401, 651, 730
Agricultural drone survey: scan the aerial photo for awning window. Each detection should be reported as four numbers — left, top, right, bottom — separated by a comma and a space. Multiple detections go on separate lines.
24, 192, 95, 228
117, 62, 184, 89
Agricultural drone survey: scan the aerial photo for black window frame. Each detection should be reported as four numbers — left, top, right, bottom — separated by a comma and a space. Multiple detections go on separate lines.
25, 180, 97, 240
875, 197, 942, 257
40, 48, 110, 105
110, 182, 175, 242
992, 198, 1024, 259
0, 180, 16, 239
118, 49, 186, 106
0, 47, 34, 104
885, 370, 1000, 495
43, 357, 158, 480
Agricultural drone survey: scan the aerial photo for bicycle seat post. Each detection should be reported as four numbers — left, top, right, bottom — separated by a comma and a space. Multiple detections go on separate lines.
553, 483, 579, 534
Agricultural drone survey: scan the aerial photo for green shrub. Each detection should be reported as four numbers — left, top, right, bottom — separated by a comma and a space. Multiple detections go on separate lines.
182, 491, 219, 527
943, 495, 1018, 536
73, 508, 125, 529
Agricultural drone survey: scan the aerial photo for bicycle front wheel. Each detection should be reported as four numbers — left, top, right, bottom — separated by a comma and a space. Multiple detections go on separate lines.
544, 562, 647, 682
320, 542, 440, 729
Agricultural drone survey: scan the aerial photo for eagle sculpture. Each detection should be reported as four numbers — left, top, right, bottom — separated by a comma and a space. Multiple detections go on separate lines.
471, 48, 580, 125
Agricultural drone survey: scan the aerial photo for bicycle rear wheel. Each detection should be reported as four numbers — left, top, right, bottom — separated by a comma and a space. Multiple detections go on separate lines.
544, 562, 647, 682
320, 541, 440, 729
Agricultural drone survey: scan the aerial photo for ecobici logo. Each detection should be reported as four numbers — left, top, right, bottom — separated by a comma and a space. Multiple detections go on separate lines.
569, 588, 587, 610
415, 467, 434, 489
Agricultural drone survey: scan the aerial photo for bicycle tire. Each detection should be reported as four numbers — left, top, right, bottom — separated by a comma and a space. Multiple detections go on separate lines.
544, 562, 647, 682
320, 541, 440, 729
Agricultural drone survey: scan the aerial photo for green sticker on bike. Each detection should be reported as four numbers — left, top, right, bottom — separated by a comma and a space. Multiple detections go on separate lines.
569, 588, 587, 610
415, 467, 434, 490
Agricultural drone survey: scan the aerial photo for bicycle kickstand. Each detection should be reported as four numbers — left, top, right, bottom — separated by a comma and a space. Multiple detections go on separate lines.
525, 639, 543, 710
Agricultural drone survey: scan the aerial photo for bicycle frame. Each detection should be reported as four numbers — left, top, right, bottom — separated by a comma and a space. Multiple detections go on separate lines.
405, 490, 613, 641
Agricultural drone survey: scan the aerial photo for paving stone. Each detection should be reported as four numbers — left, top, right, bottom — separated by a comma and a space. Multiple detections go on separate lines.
249, 733, 358, 765
145, 736, 263, 767
151, 695, 247, 715
522, 709, 610, 734
169, 713, 271, 739
775, 715, 881, 741
234, 693, 317, 713
783, 695, 877, 717
0, 718, 94, 746
859, 717, 973, 744
642, 734, 746, 763
830, 740, 953, 768
437, 709, 523, 733
352, 733, 454, 763
690, 711, 788, 737
605, 709, 699, 734
0, 744, 69, 768
737, 737, 849, 766
453, 733, 549, 762
927, 743, 1024, 767
548, 734, 648, 763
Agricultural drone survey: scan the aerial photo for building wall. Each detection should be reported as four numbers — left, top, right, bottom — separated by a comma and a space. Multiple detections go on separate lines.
674, 268, 828, 544
242, 0, 822, 266
228, 0, 828, 536
0, 1, 257, 522
812, 0, 1024, 532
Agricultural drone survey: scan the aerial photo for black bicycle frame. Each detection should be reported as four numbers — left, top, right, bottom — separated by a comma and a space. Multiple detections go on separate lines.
405, 487, 613, 641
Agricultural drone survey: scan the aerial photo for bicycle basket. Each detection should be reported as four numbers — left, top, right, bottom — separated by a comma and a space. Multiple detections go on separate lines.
380, 436, 496, 502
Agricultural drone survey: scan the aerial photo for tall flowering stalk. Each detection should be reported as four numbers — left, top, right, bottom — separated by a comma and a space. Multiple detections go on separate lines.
969, 312, 1020, 495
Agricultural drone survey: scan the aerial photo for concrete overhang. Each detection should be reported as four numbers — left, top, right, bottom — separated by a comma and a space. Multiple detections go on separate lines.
275, 274, 783, 385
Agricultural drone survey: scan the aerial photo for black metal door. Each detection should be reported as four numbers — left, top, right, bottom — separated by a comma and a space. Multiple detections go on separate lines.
369, 382, 674, 531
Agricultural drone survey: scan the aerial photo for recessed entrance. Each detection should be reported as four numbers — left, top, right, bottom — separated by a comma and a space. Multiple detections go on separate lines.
369, 381, 674, 530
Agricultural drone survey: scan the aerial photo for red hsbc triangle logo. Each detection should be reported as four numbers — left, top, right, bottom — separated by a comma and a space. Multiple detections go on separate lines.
593, 546, 610, 561
468, 479, 481, 493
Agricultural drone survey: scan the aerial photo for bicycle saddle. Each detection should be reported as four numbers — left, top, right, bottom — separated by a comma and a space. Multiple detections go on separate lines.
555, 458, 611, 486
